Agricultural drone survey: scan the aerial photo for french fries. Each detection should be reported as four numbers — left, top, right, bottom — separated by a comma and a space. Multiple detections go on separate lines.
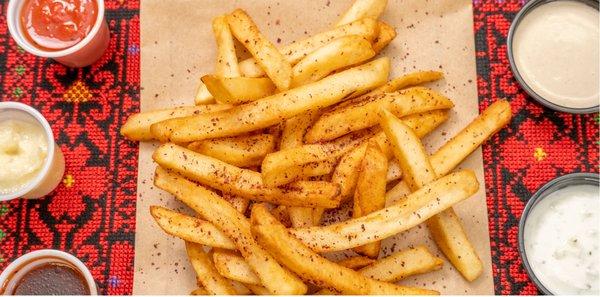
371, 70, 444, 96
120, 104, 231, 141
372, 22, 396, 53
187, 133, 276, 167
150, 206, 235, 250
318, 246, 444, 294
195, 79, 216, 105
336, 0, 388, 27
380, 109, 484, 281
352, 141, 388, 258
360, 246, 444, 282
194, 15, 240, 105
153, 144, 341, 208
430, 100, 512, 176
212, 249, 261, 285
185, 241, 238, 295
154, 168, 307, 294
337, 256, 376, 270
261, 127, 377, 186
202, 76, 276, 104
238, 18, 380, 77
133, 3, 514, 293
190, 287, 208, 295
250, 204, 438, 295
291, 35, 376, 87
305, 87, 454, 143
290, 170, 479, 252
213, 15, 240, 78
169, 58, 389, 142
227, 9, 292, 91
332, 110, 449, 201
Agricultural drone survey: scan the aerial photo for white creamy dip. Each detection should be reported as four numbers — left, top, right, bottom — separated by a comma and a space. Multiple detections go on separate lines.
0, 119, 48, 195
524, 184, 599, 295
512, 1, 599, 109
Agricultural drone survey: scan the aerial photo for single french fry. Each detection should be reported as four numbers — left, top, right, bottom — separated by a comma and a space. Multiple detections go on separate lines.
372, 21, 396, 53
213, 249, 261, 285
238, 18, 379, 77
336, 0, 388, 27
312, 208, 325, 226
270, 205, 292, 228
185, 242, 238, 295
290, 170, 479, 252
171, 58, 389, 143
195, 82, 216, 105
386, 160, 402, 182
430, 100, 512, 176
305, 87, 454, 143
229, 280, 252, 295
213, 15, 240, 78
222, 193, 250, 214
153, 144, 341, 208
227, 9, 292, 91
337, 256, 376, 270
385, 179, 412, 203
291, 35, 376, 87
288, 207, 315, 228
121, 104, 231, 141
353, 141, 388, 258
380, 109, 436, 190
188, 133, 276, 167
250, 204, 438, 295
261, 128, 377, 186
380, 109, 483, 281
332, 110, 449, 201
362, 246, 444, 282
335, 70, 445, 110
154, 168, 307, 294
150, 206, 235, 250
202, 75, 276, 105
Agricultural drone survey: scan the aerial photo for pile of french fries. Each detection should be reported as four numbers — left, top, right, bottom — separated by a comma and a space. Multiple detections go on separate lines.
121, 0, 512, 294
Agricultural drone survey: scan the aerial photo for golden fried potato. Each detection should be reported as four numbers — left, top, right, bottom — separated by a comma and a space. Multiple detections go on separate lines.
227, 9, 292, 91
185, 242, 238, 295
188, 133, 276, 167
202, 76, 276, 104
251, 204, 438, 295
336, 0, 388, 27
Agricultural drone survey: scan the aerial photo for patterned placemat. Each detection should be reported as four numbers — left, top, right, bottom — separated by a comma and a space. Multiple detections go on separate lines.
0, 0, 139, 294
0, 0, 597, 295
473, 0, 599, 294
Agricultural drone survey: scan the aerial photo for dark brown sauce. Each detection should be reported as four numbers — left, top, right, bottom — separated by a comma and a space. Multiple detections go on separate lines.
11, 262, 90, 295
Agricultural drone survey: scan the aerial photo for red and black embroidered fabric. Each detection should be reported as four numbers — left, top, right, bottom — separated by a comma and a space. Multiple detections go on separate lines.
0, 0, 139, 294
0, 0, 597, 295
473, 0, 599, 294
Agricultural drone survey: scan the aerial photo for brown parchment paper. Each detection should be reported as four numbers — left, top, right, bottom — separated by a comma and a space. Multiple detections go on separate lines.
134, 0, 494, 294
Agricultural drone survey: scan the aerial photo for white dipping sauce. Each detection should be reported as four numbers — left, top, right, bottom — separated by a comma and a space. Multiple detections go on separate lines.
524, 184, 599, 295
513, 1, 599, 109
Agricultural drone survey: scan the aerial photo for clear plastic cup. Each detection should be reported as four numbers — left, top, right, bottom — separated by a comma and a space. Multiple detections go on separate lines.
0, 102, 65, 201
6, 0, 109, 68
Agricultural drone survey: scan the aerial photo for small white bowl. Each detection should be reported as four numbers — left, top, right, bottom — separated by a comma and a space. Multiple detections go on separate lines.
0, 249, 98, 295
6, 0, 110, 68
0, 102, 65, 201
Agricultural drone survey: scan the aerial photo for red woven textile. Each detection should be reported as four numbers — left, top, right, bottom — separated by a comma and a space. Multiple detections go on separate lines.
0, 0, 597, 295
473, 0, 599, 294
0, 0, 139, 294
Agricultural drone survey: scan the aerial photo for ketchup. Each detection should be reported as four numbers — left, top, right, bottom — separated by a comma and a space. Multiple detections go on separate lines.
20, 0, 98, 51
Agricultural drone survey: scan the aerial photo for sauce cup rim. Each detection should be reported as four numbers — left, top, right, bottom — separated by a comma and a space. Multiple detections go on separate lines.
0, 102, 56, 201
506, 0, 600, 114
0, 249, 97, 295
518, 172, 600, 295
6, 0, 106, 59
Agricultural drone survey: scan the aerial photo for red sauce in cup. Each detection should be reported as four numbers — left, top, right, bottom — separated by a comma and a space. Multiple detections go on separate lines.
20, 0, 98, 51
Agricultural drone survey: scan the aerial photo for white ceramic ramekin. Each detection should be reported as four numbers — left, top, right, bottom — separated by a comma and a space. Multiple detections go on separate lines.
6, 0, 110, 68
0, 249, 98, 295
0, 102, 65, 201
